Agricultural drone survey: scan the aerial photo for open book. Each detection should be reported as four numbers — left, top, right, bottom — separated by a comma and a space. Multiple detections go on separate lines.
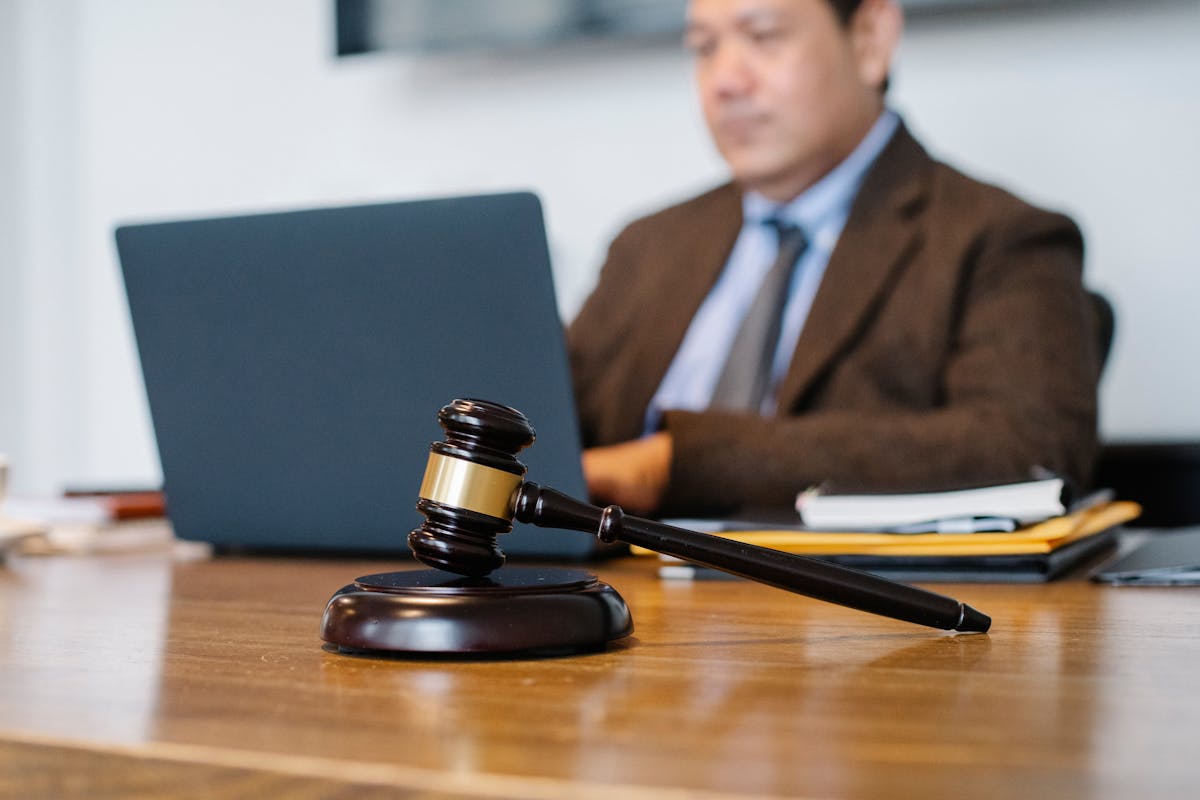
795, 477, 1069, 532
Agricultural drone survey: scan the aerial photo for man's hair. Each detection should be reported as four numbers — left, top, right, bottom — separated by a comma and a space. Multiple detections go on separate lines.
827, 0, 865, 25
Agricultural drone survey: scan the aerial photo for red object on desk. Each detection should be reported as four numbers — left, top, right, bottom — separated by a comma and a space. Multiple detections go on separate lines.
63, 490, 166, 520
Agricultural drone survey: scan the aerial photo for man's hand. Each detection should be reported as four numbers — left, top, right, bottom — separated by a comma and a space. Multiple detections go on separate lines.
582, 432, 673, 515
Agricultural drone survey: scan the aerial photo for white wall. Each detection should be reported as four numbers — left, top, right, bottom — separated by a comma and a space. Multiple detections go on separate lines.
2, 0, 1197, 494
2, 1, 89, 494
0, 2, 20, 456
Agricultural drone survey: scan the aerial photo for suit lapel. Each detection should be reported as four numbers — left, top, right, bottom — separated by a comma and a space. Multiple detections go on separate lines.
776, 125, 931, 410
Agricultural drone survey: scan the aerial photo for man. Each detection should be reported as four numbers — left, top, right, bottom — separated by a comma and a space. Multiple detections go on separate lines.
568, 0, 1100, 517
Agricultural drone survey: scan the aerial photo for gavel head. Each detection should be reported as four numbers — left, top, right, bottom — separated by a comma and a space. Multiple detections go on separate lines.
408, 398, 535, 577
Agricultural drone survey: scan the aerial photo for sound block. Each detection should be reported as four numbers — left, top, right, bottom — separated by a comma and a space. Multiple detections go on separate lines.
320, 567, 633, 657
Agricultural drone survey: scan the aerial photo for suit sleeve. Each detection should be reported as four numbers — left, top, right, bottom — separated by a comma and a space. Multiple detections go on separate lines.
659, 208, 1100, 515
567, 223, 643, 448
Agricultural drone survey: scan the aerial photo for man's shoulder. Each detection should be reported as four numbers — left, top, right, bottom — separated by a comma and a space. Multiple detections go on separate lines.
935, 162, 1041, 211
615, 182, 742, 243
870, 123, 1075, 232
918, 143, 1076, 230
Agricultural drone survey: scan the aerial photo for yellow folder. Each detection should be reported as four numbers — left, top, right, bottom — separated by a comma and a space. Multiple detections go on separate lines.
631, 501, 1141, 557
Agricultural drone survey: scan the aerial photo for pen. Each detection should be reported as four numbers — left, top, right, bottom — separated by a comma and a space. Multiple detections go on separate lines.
890, 515, 1018, 534
1069, 488, 1115, 515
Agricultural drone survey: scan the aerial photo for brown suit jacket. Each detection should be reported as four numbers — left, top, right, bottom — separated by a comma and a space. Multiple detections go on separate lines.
568, 124, 1100, 515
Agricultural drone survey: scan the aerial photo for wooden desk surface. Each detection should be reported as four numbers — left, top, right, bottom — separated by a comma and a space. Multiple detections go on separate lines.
2, 547, 1198, 799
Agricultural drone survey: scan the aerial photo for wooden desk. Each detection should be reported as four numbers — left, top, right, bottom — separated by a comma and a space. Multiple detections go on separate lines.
2, 548, 1198, 799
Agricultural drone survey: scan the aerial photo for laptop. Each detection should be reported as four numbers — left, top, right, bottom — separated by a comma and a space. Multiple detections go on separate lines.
116, 191, 602, 559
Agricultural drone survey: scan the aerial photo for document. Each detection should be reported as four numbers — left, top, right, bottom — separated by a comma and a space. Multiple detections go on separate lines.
795, 477, 1068, 531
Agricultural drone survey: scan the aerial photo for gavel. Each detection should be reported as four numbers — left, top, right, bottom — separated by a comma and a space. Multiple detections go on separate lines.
408, 398, 990, 634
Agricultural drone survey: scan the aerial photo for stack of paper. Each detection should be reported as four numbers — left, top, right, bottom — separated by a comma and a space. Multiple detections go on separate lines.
1, 492, 176, 557
795, 477, 1068, 532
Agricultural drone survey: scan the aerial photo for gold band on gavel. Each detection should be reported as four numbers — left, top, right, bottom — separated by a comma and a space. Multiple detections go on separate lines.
418, 452, 523, 520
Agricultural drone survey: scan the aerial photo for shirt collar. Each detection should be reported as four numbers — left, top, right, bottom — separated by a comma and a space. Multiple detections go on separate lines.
742, 109, 900, 234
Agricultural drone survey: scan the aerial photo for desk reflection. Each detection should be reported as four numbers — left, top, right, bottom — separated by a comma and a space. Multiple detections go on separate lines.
4, 553, 1200, 799
0, 553, 172, 743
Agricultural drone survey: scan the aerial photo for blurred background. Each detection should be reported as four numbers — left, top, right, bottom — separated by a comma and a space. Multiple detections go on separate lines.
2, 0, 1197, 495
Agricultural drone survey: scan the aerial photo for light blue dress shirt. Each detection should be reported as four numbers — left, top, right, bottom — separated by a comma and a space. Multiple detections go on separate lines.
644, 110, 900, 433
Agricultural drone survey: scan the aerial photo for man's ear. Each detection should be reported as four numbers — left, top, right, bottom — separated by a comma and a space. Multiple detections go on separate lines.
851, 0, 903, 92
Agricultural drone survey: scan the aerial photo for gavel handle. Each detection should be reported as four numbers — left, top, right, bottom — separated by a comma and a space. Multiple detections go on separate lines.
513, 482, 990, 633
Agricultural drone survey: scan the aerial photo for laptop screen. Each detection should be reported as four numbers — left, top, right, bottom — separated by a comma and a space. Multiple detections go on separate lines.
116, 192, 596, 558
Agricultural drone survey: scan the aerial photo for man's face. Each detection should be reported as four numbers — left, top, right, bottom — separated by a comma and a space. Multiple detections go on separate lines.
685, 0, 891, 201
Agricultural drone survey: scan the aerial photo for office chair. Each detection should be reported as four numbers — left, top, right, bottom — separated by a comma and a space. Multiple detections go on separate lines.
1095, 443, 1200, 527
1087, 290, 1200, 526
1088, 289, 1115, 375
